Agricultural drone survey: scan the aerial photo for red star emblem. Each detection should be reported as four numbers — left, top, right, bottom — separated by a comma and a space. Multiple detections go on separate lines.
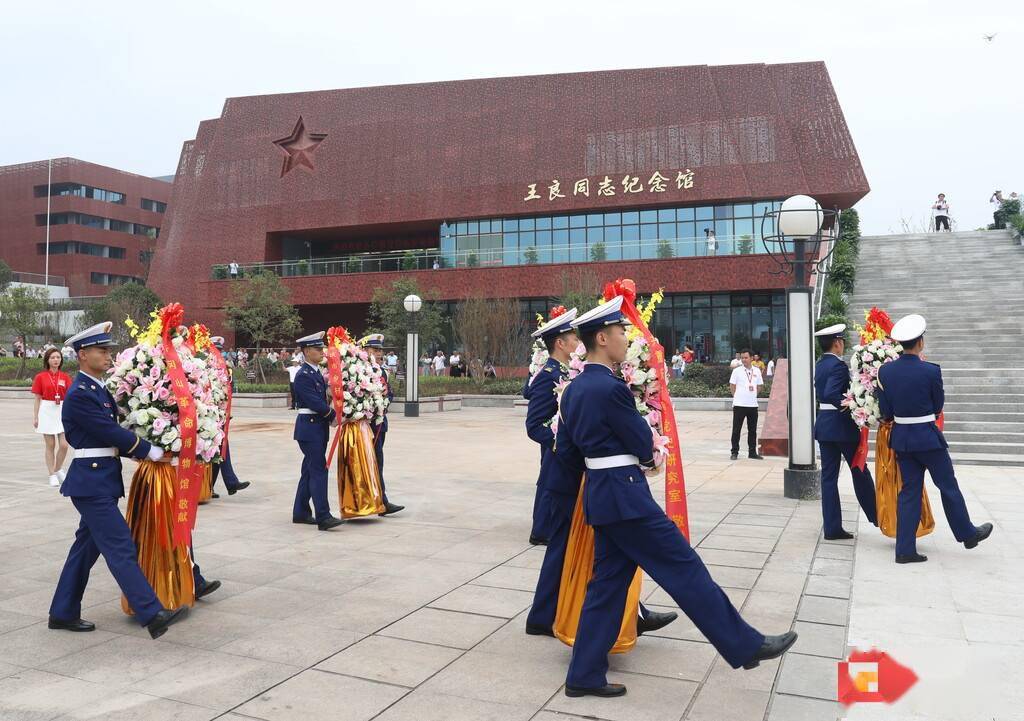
273, 117, 326, 176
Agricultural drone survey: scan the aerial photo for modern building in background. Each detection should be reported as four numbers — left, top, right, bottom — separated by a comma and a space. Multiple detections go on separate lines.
152, 62, 868, 360
0, 158, 171, 297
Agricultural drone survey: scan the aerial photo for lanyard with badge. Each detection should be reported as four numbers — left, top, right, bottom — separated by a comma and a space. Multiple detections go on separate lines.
745, 367, 755, 393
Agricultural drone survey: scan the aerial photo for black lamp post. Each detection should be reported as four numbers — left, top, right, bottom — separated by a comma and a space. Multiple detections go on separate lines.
760, 195, 841, 499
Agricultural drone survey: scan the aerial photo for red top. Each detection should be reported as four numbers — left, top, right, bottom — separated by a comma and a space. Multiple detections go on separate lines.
31, 370, 73, 402
682, 350, 695, 363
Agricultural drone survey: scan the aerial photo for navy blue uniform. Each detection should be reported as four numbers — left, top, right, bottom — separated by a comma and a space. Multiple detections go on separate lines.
877, 354, 978, 556
49, 372, 164, 626
211, 440, 241, 492
292, 362, 336, 523
525, 358, 563, 540
373, 367, 395, 504
814, 353, 877, 535
558, 363, 763, 688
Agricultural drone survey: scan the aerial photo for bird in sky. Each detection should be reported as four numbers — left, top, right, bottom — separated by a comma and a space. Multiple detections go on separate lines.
982, 33, 997, 42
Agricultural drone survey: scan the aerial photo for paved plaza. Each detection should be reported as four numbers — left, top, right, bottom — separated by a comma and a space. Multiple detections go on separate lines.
0, 400, 1021, 721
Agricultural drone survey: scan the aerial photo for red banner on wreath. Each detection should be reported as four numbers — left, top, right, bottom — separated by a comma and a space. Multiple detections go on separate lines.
324, 326, 350, 468
603, 279, 690, 539
158, 304, 203, 545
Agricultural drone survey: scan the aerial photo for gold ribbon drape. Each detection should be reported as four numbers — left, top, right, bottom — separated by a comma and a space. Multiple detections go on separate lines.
198, 463, 213, 504
337, 420, 386, 518
122, 459, 195, 614
875, 422, 935, 538
553, 476, 641, 654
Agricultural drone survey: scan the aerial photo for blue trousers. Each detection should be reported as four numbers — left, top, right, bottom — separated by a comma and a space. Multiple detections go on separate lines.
527, 491, 654, 630
895, 448, 977, 556
210, 441, 241, 492
50, 496, 163, 626
819, 440, 877, 536
531, 484, 550, 540
567, 513, 764, 689
373, 425, 390, 504
190, 545, 207, 591
293, 437, 332, 522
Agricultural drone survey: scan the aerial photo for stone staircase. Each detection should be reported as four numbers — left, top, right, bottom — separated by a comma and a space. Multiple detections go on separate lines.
846, 229, 1024, 466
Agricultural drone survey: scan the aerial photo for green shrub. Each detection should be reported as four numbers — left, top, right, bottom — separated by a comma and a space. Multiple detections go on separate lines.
466, 252, 479, 268
236, 383, 290, 393
523, 246, 538, 264
824, 283, 848, 317
656, 239, 674, 259
590, 242, 607, 262
0, 378, 34, 387
829, 257, 856, 293
400, 251, 418, 271
212, 266, 228, 280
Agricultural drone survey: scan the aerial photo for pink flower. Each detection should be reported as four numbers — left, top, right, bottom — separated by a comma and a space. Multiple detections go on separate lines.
647, 409, 662, 426
156, 387, 171, 401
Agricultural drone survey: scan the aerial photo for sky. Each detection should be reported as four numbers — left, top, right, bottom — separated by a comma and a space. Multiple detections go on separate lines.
1, 0, 1020, 235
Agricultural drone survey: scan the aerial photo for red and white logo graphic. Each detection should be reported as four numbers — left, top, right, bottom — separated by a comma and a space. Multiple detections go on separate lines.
838, 649, 918, 706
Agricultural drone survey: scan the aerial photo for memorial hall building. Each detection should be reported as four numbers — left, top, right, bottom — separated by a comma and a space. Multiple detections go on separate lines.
149, 62, 869, 360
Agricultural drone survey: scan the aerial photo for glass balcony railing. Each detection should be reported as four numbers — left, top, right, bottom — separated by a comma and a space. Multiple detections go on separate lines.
210, 234, 768, 280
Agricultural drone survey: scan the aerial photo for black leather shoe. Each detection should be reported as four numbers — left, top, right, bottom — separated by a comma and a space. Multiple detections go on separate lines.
748, 453, 764, 460
743, 631, 798, 669
147, 606, 189, 640
292, 516, 317, 525
729, 453, 739, 460
895, 553, 928, 564
529, 536, 548, 546
964, 522, 993, 549
48, 616, 95, 632
195, 579, 221, 600
379, 502, 405, 516
824, 529, 854, 541
637, 610, 678, 636
318, 516, 344, 531
565, 683, 627, 698
525, 623, 555, 637
227, 481, 250, 496
210, 492, 220, 499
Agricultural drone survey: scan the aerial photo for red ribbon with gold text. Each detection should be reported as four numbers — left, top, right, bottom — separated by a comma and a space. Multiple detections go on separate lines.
324, 326, 350, 468
159, 304, 202, 545
603, 279, 690, 539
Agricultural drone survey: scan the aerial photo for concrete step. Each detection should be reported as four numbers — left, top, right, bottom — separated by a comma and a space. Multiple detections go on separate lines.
945, 421, 1024, 433
944, 402, 1024, 413
862, 451, 1024, 468
946, 441, 1024, 455
943, 430, 1024, 445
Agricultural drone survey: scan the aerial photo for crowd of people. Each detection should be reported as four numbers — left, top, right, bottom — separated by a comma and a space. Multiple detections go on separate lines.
926, 190, 1022, 232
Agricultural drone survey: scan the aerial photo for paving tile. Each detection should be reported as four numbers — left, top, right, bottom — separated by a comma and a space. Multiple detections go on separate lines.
685, 683, 770, 721
0, 621, 119, 667
797, 596, 850, 626
315, 635, 461, 687
0, 668, 112, 719
694, 548, 768, 569
704, 565, 761, 590
766, 692, 843, 720
419, 650, 566, 707
698, 534, 777, 553
546, 671, 697, 721
803, 575, 851, 600
608, 635, 716, 682
374, 690, 536, 721
219, 620, 365, 667
51, 692, 218, 720
42, 634, 197, 688
377, 607, 507, 650
791, 621, 848, 659
235, 669, 407, 721
775, 653, 837, 701
471, 565, 540, 592
811, 557, 854, 577
815, 543, 855, 561
429, 584, 535, 619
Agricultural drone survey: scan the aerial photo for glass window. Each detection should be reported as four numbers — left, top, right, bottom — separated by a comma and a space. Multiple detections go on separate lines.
731, 294, 750, 307
622, 225, 640, 259
552, 215, 569, 229
639, 210, 658, 224
733, 203, 754, 218
658, 208, 676, 223
604, 226, 622, 261
456, 235, 479, 252
621, 211, 639, 225
569, 228, 587, 262
569, 215, 586, 228
712, 307, 732, 362
456, 222, 468, 235
503, 219, 518, 232
604, 212, 622, 225
676, 222, 697, 257
712, 294, 730, 307
673, 307, 692, 349
677, 206, 695, 221
466, 221, 478, 235
658, 223, 675, 241
440, 222, 453, 237
535, 217, 552, 230
754, 201, 772, 220
553, 229, 570, 262
587, 227, 604, 244
695, 206, 714, 221
772, 292, 786, 305
731, 306, 752, 352
750, 305, 771, 358
715, 219, 733, 254
771, 305, 787, 358
714, 205, 732, 220
693, 294, 711, 307
587, 214, 604, 227
640, 224, 658, 259
691, 306, 712, 362
535, 229, 552, 264
673, 294, 692, 307
519, 218, 535, 231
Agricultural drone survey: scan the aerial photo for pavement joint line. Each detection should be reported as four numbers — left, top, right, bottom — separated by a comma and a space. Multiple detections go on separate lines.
310, 665, 416, 690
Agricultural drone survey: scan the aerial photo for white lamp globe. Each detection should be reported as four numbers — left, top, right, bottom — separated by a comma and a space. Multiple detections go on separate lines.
403, 294, 423, 313
778, 195, 823, 238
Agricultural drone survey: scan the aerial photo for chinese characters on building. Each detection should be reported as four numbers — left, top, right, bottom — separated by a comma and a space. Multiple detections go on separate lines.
524, 169, 695, 203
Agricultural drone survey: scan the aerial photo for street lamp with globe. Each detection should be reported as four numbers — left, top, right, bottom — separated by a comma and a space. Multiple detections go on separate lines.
403, 294, 422, 417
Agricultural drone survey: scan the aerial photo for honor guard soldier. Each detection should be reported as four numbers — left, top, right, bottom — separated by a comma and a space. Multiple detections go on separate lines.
813, 324, 878, 540
359, 333, 404, 516
557, 298, 797, 698
524, 308, 576, 546
208, 336, 250, 497
877, 314, 993, 564
48, 322, 190, 639
525, 307, 678, 639
292, 331, 344, 530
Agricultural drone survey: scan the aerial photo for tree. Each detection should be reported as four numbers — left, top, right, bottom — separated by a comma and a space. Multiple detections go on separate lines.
452, 296, 529, 380
0, 286, 48, 379
736, 234, 754, 255
590, 242, 607, 262
656, 238, 674, 259
223, 271, 302, 383
558, 267, 602, 313
81, 282, 163, 345
0, 258, 12, 293
365, 278, 446, 354
523, 246, 539, 264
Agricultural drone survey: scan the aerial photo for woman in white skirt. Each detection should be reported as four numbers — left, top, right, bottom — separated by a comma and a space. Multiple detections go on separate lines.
31, 348, 73, 487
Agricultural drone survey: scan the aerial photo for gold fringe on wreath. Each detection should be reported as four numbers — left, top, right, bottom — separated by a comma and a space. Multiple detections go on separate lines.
337, 420, 386, 518
198, 462, 213, 504
553, 475, 641, 654
121, 458, 195, 614
875, 422, 935, 539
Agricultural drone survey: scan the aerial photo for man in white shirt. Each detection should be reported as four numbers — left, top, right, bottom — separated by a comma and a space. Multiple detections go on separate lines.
432, 351, 446, 376
670, 350, 683, 379
386, 351, 398, 374
228, 261, 240, 279
449, 351, 461, 376
729, 349, 764, 460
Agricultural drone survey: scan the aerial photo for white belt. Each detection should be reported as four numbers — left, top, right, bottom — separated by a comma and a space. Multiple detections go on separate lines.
73, 447, 117, 458
297, 409, 318, 415
818, 403, 840, 410
894, 414, 937, 424
585, 454, 640, 470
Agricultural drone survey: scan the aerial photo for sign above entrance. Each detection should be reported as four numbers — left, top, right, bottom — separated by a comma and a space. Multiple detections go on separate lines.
523, 169, 695, 203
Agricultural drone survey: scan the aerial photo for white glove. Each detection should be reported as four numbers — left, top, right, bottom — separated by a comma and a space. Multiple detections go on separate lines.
147, 445, 165, 461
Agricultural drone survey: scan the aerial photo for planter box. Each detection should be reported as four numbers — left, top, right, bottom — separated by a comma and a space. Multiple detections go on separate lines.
232, 393, 290, 408
0, 387, 34, 400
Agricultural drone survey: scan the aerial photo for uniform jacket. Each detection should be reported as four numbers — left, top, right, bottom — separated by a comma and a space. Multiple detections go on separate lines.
61, 372, 151, 498
524, 358, 582, 498
814, 353, 861, 444
876, 354, 947, 451
379, 366, 394, 435
293, 362, 336, 443
555, 363, 658, 525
